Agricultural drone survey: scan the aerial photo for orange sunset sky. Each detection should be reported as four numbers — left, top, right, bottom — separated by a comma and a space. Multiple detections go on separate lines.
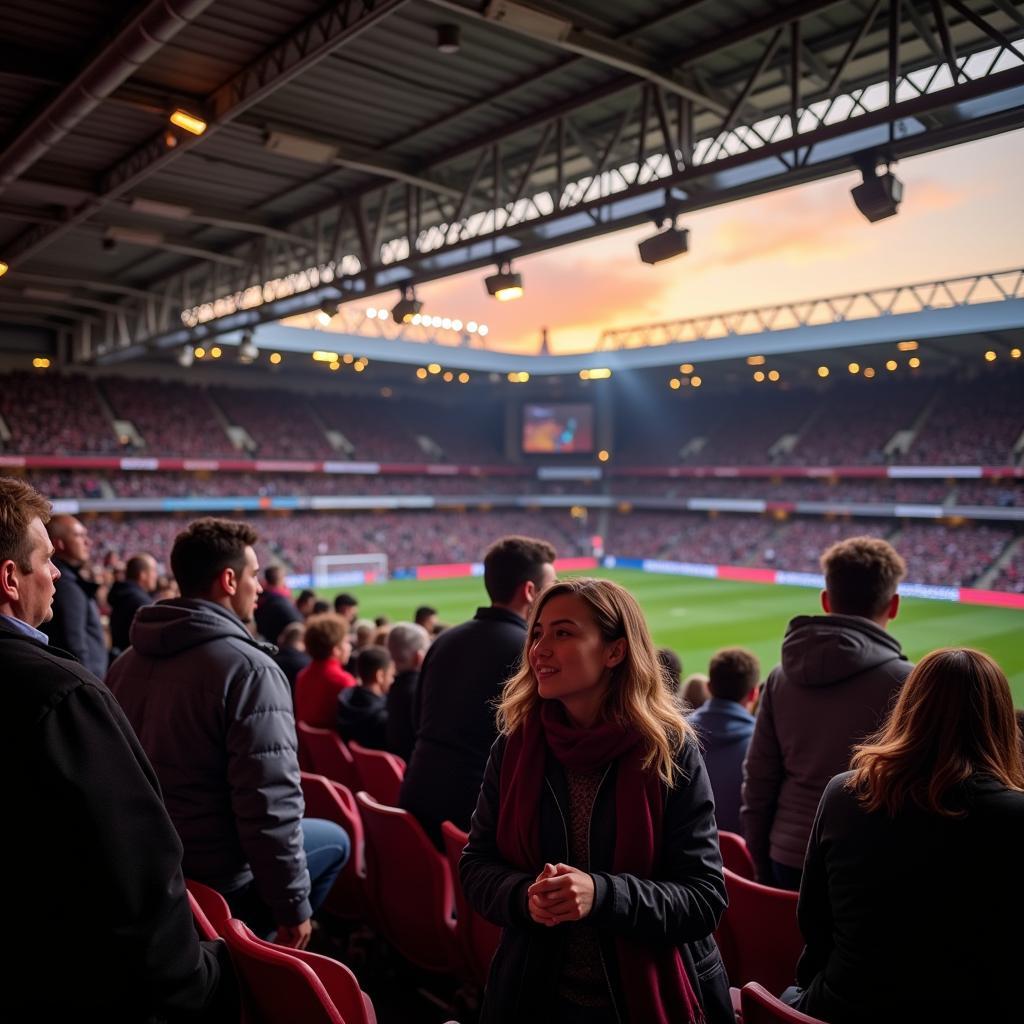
411, 128, 1023, 355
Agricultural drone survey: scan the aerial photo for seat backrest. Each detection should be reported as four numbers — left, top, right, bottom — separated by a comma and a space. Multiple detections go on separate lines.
356, 791, 457, 974
186, 878, 232, 937
441, 820, 501, 987
741, 982, 827, 1024
301, 772, 366, 877
719, 867, 803, 994
187, 891, 219, 941
241, 922, 376, 1024
719, 830, 757, 880
298, 722, 362, 791
348, 742, 405, 806
222, 918, 345, 1024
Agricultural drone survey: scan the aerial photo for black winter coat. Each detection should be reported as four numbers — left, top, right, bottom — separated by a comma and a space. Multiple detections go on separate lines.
4, 617, 232, 1020
108, 578, 152, 653
460, 733, 734, 1024
42, 556, 108, 678
400, 606, 526, 845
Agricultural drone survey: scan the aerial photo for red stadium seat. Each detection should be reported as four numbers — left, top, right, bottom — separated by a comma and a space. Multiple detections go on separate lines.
741, 982, 827, 1024
716, 867, 804, 994
300, 772, 373, 925
355, 791, 459, 974
347, 742, 405, 806
186, 878, 232, 937
719, 830, 757, 880
187, 891, 219, 942
440, 820, 501, 988
298, 722, 362, 792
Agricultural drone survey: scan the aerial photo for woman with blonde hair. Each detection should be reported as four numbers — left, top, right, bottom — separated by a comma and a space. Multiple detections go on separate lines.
460, 578, 731, 1024
790, 647, 1024, 1023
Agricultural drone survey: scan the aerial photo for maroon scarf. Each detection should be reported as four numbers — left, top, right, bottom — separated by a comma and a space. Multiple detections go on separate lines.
497, 703, 704, 1024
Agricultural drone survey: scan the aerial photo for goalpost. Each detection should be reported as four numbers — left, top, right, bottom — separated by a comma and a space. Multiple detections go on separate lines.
311, 552, 389, 589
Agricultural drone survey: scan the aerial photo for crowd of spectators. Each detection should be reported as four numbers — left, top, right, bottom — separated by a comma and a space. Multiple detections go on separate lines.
100, 378, 238, 457
990, 543, 1024, 593
893, 523, 1016, 587
210, 386, 336, 459
0, 372, 120, 454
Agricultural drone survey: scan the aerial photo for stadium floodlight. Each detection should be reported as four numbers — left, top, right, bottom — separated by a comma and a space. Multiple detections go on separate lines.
485, 263, 524, 301
637, 223, 689, 265
237, 332, 259, 364
169, 108, 207, 136
392, 288, 423, 324
0, 260, 7, 278
177, 345, 194, 368
851, 166, 903, 222
264, 129, 338, 164
436, 24, 460, 53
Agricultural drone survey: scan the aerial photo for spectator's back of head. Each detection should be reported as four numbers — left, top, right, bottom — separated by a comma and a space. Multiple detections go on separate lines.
304, 613, 349, 661
296, 589, 316, 615
312, 599, 329, 615
387, 621, 430, 670
657, 647, 683, 692
264, 564, 285, 588
414, 605, 437, 630
170, 517, 258, 599
708, 647, 760, 703
357, 645, 393, 688
126, 553, 158, 589
681, 673, 710, 710
375, 615, 390, 628
277, 621, 305, 650
334, 592, 358, 619
483, 535, 557, 605
821, 536, 906, 621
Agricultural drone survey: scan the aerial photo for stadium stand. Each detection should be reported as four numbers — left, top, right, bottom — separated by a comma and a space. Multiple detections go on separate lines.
210, 386, 336, 459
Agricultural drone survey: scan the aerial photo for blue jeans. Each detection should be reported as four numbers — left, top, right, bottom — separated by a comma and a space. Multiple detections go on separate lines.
226, 818, 349, 936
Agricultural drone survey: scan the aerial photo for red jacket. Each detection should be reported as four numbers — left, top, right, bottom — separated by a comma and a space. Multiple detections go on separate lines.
294, 658, 357, 728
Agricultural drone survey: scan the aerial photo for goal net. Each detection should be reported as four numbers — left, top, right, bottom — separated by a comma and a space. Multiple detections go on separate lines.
311, 552, 389, 589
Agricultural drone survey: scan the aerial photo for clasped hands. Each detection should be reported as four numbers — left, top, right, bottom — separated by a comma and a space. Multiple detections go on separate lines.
527, 861, 595, 927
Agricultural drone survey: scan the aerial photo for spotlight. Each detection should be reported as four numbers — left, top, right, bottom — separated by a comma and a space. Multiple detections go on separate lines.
177, 345, 194, 368
851, 166, 903, 222
391, 288, 423, 324
238, 332, 259, 364
485, 263, 523, 301
637, 219, 689, 265
0, 260, 8, 278
436, 23, 460, 54
169, 109, 207, 136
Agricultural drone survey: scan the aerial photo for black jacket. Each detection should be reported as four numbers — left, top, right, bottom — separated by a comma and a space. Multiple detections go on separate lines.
42, 556, 108, 678
108, 599, 311, 926
254, 590, 302, 645
275, 645, 312, 694
461, 733, 733, 1024
385, 668, 419, 761
794, 772, 1022, 1024
108, 578, 153, 654
741, 614, 910, 875
337, 686, 388, 750
400, 606, 526, 845
3, 616, 231, 1020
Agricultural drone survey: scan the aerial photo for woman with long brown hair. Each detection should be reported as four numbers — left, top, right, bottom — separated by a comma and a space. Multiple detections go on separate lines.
460, 578, 732, 1024
790, 647, 1024, 1023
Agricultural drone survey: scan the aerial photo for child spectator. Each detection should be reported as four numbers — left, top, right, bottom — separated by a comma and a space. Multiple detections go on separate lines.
293, 614, 356, 728
338, 646, 395, 750
681, 672, 710, 711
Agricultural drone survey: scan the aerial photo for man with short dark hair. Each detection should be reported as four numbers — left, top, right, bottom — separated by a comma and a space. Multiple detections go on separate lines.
2, 479, 231, 1019
295, 588, 317, 618
254, 564, 302, 644
741, 535, 912, 889
333, 592, 358, 624
108, 517, 348, 948
414, 604, 438, 633
400, 535, 557, 844
42, 513, 107, 678
688, 647, 760, 833
108, 551, 158, 654
337, 645, 395, 750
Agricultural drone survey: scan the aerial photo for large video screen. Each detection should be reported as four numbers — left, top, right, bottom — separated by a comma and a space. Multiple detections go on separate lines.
522, 403, 595, 454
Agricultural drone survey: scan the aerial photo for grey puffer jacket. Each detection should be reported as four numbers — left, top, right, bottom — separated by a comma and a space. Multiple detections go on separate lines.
740, 614, 911, 877
108, 598, 310, 926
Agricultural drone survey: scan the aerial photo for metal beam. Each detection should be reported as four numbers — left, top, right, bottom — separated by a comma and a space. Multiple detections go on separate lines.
0, 0, 216, 197
3, 0, 410, 267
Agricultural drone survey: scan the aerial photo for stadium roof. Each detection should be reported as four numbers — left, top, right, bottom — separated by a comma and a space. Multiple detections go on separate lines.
0, 0, 1022, 365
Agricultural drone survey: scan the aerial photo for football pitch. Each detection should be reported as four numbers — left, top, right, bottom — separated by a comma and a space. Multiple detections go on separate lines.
319, 568, 1024, 706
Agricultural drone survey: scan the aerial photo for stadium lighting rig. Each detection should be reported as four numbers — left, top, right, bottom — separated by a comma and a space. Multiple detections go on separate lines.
391, 287, 423, 324
485, 263, 524, 301
237, 331, 259, 364
0, 260, 8, 278
851, 164, 903, 222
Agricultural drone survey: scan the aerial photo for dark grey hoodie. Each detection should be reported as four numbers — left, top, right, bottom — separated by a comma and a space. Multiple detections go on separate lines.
107, 598, 311, 926
740, 613, 911, 875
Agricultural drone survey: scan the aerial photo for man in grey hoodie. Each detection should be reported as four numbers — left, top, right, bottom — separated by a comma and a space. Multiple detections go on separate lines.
741, 536, 911, 890
108, 517, 348, 948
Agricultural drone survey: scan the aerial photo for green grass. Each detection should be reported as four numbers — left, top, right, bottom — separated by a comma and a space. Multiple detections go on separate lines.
319, 569, 1024, 706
